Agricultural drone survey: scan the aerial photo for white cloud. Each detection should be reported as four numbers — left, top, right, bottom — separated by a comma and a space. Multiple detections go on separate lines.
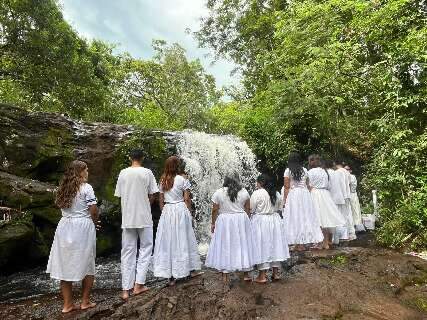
59, 0, 240, 89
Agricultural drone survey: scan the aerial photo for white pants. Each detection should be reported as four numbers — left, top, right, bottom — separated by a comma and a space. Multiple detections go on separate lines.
121, 227, 153, 290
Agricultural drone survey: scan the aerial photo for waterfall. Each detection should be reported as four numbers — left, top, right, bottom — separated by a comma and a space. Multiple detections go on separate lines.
173, 130, 259, 253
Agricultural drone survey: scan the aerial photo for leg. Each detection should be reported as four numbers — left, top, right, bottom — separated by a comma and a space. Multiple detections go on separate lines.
243, 271, 252, 281
321, 228, 330, 249
121, 229, 138, 299
222, 272, 229, 283
81, 275, 96, 310
60, 281, 78, 313
134, 227, 153, 294
271, 262, 282, 280
255, 263, 269, 283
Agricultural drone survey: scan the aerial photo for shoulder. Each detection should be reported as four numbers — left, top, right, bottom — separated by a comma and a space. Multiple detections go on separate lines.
284, 168, 290, 176
240, 188, 250, 197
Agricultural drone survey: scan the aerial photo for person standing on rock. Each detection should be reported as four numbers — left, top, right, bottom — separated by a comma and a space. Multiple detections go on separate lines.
345, 165, 365, 232
152, 156, 202, 286
308, 155, 345, 250
114, 149, 159, 300
282, 152, 323, 251
206, 173, 255, 283
46, 160, 99, 313
250, 174, 290, 283
334, 161, 356, 241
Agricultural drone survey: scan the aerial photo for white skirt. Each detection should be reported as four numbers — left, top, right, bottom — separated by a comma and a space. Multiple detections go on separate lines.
251, 213, 290, 267
153, 202, 201, 279
206, 212, 255, 273
46, 216, 96, 281
311, 188, 346, 228
282, 188, 324, 245
336, 200, 356, 240
350, 193, 365, 232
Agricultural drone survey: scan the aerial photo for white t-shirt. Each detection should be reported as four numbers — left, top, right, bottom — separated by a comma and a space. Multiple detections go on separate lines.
114, 167, 159, 228
160, 175, 191, 203
327, 169, 345, 205
211, 187, 250, 214
308, 167, 329, 189
61, 183, 97, 218
250, 188, 281, 215
336, 168, 351, 200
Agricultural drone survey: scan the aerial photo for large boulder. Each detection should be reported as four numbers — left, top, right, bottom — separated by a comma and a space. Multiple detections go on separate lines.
0, 104, 172, 272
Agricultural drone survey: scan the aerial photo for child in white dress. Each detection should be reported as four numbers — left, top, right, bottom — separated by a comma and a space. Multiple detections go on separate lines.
206, 174, 255, 283
308, 155, 345, 249
46, 160, 99, 313
345, 165, 365, 232
153, 156, 202, 286
251, 174, 290, 283
282, 152, 323, 250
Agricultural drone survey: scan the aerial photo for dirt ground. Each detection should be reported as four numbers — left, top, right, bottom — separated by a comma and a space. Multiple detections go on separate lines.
1, 237, 427, 320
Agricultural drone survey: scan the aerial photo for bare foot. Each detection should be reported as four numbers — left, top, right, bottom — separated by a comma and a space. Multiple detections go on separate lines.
81, 302, 96, 310
272, 274, 281, 281
133, 284, 150, 295
62, 304, 80, 314
121, 290, 130, 301
243, 276, 253, 282
168, 279, 176, 286
254, 277, 267, 284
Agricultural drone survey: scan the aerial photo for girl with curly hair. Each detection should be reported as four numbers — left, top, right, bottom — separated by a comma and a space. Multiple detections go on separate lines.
46, 160, 99, 313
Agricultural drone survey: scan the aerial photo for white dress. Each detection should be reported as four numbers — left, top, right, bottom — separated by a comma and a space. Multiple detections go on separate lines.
206, 187, 255, 272
250, 189, 289, 270
308, 168, 346, 229
349, 174, 365, 232
335, 168, 356, 240
46, 183, 97, 281
282, 168, 324, 245
153, 175, 201, 279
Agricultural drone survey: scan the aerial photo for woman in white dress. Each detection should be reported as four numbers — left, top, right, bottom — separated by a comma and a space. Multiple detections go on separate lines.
206, 173, 255, 283
282, 152, 323, 250
335, 161, 356, 240
153, 156, 202, 286
251, 174, 290, 283
308, 155, 345, 249
46, 160, 99, 313
345, 165, 365, 232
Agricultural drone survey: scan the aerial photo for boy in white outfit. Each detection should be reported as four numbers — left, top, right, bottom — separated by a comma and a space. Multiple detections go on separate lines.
114, 149, 159, 300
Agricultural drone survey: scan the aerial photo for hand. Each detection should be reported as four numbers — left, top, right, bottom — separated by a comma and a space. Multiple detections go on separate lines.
94, 220, 102, 231
211, 223, 215, 234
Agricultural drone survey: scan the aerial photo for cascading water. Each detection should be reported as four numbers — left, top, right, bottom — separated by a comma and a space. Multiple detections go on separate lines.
172, 130, 260, 252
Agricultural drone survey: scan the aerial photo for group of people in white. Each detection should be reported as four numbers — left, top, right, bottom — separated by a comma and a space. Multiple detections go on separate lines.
46, 149, 364, 313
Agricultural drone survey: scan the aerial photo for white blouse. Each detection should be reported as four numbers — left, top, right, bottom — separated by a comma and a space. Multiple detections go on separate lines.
250, 188, 281, 215
212, 187, 250, 214
308, 167, 330, 189
61, 183, 97, 219
160, 175, 191, 203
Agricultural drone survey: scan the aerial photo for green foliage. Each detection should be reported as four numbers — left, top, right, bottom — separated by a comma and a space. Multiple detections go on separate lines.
204, 0, 427, 249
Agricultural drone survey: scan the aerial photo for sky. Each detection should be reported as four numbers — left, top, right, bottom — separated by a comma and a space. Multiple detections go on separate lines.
59, 0, 239, 89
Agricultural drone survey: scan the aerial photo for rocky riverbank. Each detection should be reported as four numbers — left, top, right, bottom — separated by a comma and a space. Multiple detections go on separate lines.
1, 242, 426, 320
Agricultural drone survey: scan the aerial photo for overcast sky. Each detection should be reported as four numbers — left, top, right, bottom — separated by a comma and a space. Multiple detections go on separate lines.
59, 0, 239, 89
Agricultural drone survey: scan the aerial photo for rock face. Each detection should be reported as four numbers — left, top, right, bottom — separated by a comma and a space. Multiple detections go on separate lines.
0, 104, 171, 272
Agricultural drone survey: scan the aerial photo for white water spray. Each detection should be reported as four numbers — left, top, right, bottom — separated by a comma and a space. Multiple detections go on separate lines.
173, 130, 259, 252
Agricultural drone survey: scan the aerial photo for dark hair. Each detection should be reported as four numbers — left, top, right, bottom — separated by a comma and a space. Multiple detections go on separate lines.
320, 159, 330, 181
160, 156, 180, 192
323, 159, 334, 169
130, 149, 145, 162
223, 173, 242, 202
257, 174, 276, 205
288, 152, 304, 181
308, 154, 321, 169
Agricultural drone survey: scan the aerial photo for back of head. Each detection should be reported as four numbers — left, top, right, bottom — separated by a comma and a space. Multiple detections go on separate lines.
161, 155, 180, 192
323, 159, 334, 169
223, 173, 242, 202
257, 174, 276, 205
130, 149, 145, 163
288, 152, 304, 181
308, 154, 321, 169
56, 160, 87, 208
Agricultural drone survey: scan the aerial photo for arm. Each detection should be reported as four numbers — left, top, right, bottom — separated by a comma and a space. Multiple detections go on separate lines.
88, 204, 100, 229
184, 190, 192, 212
306, 177, 312, 191
244, 199, 251, 216
211, 203, 219, 233
283, 177, 290, 207
148, 193, 155, 205
159, 193, 165, 211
